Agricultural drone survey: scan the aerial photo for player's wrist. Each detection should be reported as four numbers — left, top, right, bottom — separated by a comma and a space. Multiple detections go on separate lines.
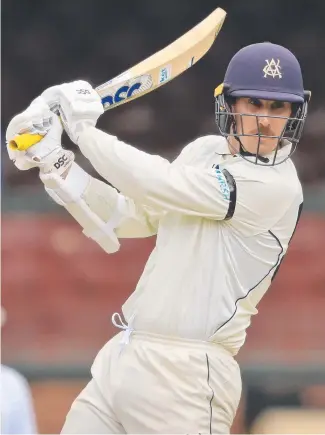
41, 161, 90, 204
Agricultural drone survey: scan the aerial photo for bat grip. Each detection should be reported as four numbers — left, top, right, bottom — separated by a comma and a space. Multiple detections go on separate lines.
9, 134, 44, 151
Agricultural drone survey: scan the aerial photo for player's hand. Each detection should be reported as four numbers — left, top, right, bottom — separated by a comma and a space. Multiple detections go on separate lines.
6, 97, 74, 176
41, 80, 104, 144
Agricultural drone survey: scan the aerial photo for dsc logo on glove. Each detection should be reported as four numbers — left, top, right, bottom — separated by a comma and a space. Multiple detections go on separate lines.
54, 154, 68, 169
76, 89, 91, 95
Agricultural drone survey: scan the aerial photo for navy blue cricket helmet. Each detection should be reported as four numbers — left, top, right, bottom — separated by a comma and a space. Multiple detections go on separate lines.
215, 42, 311, 165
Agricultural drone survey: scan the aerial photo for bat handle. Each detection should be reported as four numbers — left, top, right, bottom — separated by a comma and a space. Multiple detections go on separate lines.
9, 134, 45, 151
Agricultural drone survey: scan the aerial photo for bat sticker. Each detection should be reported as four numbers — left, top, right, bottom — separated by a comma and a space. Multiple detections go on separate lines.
101, 74, 153, 108
158, 65, 172, 84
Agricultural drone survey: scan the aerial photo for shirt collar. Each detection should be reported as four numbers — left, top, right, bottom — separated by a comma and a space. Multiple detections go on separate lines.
215, 137, 232, 155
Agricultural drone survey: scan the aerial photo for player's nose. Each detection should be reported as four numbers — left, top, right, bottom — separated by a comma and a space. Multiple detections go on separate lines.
258, 115, 271, 128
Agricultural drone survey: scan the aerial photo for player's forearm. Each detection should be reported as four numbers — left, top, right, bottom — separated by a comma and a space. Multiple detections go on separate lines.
78, 127, 229, 219
78, 127, 171, 202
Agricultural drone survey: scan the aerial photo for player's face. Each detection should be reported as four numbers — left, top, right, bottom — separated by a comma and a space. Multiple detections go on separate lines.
231, 97, 292, 155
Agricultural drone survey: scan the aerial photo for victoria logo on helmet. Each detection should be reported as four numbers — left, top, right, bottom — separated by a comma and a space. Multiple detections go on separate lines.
263, 58, 282, 78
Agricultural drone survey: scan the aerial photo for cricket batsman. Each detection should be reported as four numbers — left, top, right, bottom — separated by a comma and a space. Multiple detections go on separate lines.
6, 42, 310, 433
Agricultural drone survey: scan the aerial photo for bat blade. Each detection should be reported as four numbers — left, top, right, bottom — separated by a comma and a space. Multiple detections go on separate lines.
9, 7, 226, 150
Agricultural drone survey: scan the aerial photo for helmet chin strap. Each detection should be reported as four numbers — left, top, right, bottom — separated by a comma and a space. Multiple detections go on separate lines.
238, 139, 270, 164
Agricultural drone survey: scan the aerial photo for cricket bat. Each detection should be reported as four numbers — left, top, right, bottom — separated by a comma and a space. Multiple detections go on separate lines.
10, 7, 226, 151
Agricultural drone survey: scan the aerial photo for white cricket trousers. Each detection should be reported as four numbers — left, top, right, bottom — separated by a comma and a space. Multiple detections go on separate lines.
61, 329, 242, 434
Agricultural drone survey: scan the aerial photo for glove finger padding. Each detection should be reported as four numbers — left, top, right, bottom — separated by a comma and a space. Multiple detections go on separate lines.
6, 97, 53, 142
41, 81, 104, 143
24, 114, 63, 162
21, 114, 74, 175
6, 107, 72, 173
6, 97, 52, 170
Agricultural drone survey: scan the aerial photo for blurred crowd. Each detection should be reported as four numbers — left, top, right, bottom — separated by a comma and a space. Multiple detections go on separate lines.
2, 0, 325, 189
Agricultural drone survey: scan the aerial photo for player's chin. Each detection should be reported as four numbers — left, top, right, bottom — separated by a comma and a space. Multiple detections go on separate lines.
243, 137, 278, 155
259, 137, 279, 152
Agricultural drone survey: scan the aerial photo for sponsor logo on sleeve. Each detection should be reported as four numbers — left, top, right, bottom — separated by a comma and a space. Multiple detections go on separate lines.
215, 166, 230, 200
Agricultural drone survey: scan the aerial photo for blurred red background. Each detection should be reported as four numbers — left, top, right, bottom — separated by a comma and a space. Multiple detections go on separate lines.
2, 213, 325, 365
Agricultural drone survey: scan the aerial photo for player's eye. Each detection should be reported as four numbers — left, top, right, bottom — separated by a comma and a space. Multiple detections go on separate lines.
248, 98, 262, 108
271, 101, 285, 110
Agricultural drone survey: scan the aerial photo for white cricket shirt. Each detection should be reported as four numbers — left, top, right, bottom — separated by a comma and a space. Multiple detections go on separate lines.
74, 130, 303, 356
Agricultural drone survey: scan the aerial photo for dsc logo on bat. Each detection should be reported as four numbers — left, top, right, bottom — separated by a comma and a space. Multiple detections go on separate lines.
101, 74, 153, 108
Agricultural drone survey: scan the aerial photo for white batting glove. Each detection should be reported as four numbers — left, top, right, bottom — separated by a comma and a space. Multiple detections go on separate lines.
6, 97, 74, 176
41, 80, 104, 144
